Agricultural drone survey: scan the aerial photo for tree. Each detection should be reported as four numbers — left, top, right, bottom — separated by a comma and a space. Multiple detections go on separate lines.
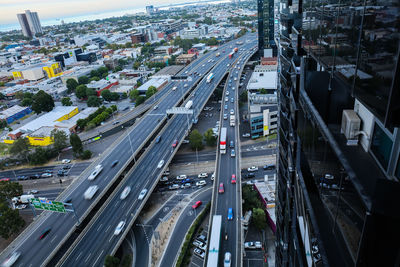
145, 86, 157, 99
0, 202, 25, 239
21, 98, 33, 107
28, 147, 51, 165
242, 185, 263, 211
114, 66, 122, 72
31, 90, 54, 114
76, 118, 88, 129
189, 130, 204, 150
0, 181, 23, 203
104, 255, 120, 267
51, 129, 68, 153
78, 75, 89, 85
204, 129, 217, 146
70, 133, 83, 156
87, 96, 101, 107
97, 67, 109, 76
110, 92, 120, 101
101, 90, 112, 101
61, 97, 72, 106
90, 69, 99, 77
75, 85, 87, 99
129, 89, 140, 101
252, 208, 267, 231
81, 150, 92, 159
135, 96, 146, 106
9, 138, 30, 160
121, 92, 128, 99
89, 76, 100, 82
86, 88, 96, 97
0, 82, 5, 88
240, 91, 248, 103
259, 88, 268, 94
0, 92, 4, 99
15, 91, 24, 100
66, 78, 78, 93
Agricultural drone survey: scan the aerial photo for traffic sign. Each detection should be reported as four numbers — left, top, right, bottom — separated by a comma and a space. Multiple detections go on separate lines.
31, 198, 66, 213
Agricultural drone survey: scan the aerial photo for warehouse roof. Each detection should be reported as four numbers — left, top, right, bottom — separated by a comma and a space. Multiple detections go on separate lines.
0, 105, 29, 119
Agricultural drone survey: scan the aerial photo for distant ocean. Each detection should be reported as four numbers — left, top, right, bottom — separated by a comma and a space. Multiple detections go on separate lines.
0, 0, 230, 32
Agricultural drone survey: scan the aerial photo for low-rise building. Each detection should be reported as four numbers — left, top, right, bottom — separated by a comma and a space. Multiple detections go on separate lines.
249, 104, 278, 138
11, 62, 63, 81
0, 105, 32, 124
87, 79, 119, 96
136, 77, 169, 94
176, 54, 197, 64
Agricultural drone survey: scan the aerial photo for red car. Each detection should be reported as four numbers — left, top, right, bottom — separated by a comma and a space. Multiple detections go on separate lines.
231, 174, 236, 184
172, 140, 178, 148
192, 201, 202, 209
0, 178, 10, 182
218, 183, 224, 194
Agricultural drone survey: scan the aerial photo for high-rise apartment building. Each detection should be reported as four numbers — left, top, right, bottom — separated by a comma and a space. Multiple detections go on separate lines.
257, 0, 276, 57
17, 10, 43, 37
276, 1, 399, 266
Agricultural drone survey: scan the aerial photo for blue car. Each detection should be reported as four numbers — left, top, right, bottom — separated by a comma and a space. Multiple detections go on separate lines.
181, 178, 191, 184
227, 208, 233, 220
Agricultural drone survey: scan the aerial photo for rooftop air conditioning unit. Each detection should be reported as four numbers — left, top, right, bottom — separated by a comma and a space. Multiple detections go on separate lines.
341, 110, 361, 145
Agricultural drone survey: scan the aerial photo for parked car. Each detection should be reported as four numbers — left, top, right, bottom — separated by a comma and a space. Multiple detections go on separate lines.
192, 200, 202, 209
160, 176, 168, 182
196, 180, 206, 187
41, 173, 52, 178
194, 248, 205, 258
176, 174, 187, 180
61, 159, 71, 164
181, 183, 191, 189
263, 164, 275, 170
244, 241, 262, 249
244, 173, 255, 179
168, 184, 180, 190
193, 240, 204, 248
198, 173, 208, 178
242, 133, 251, 138
247, 166, 258, 172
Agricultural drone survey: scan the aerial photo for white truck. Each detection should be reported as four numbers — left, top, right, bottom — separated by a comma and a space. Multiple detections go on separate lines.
84, 185, 99, 199
230, 115, 235, 127
12, 194, 34, 204
88, 164, 103, 181
206, 73, 214, 83
185, 100, 193, 109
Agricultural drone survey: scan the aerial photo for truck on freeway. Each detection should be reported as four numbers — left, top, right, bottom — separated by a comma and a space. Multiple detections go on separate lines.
220, 127, 227, 154
233, 47, 238, 53
230, 115, 235, 126
185, 100, 193, 109
228, 52, 234, 59
88, 164, 103, 181
206, 215, 222, 267
12, 194, 34, 204
216, 52, 220, 57
206, 73, 214, 83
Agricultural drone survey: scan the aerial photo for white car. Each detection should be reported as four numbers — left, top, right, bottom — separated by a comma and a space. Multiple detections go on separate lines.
198, 173, 208, 178
226, 91, 229, 96
244, 241, 262, 249
160, 176, 168, 182
176, 174, 187, 180
157, 160, 165, 169
61, 159, 71, 164
120, 186, 131, 200
138, 189, 148, 200
242, 133, 251, 138
230, 109, 234, 115
194, 248, 205, 258
84, 185, 99, 200
114, 221, 126, 235
224, 114, 228, 120
172, 86, 177, 91
211, 173, 215, 180
196, 180, 206, 186
169, 184, 180, 190
224, 252, 231, 267
248, 166, 258, 172
41, 173, 52, 178
1, 251, 21, 267
28, 189, 38, 194
88, 164, 103, 181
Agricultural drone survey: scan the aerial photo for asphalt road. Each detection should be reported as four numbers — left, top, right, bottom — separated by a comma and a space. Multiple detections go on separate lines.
0, 39, 233, 267
159, 187, 212, 267
59, 36, 258, 266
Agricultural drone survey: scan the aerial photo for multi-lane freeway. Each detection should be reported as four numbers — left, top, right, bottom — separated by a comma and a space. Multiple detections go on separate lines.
0, 34, 256, 267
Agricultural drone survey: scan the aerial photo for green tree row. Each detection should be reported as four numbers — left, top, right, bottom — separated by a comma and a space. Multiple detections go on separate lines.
188, 129, 218, 151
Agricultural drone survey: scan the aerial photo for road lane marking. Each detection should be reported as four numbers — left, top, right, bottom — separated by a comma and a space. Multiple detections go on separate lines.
109, 236, 114, 243
50, 234, 58, 244
105, 225, 111, 233
75, 252, 82, 262
92, 250, 104, 267
84, 253, 91, 263
122, 202, 126, 208
97, 224, 103, 232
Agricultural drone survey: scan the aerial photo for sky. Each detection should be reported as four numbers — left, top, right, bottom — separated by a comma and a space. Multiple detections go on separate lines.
0, 0, 180, 25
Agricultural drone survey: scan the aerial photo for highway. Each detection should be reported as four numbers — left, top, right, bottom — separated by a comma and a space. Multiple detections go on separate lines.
209, 47, 255, 266
59, 36, 257, 266
0, 38, 237, 267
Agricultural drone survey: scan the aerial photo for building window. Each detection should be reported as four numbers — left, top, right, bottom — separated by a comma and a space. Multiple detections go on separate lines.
370, 122, 393, 170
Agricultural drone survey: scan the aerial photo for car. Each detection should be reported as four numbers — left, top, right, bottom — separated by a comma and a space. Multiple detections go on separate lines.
244, 241, 262, 249
157, 160, 165, 169
62, 165, 71, 169
184, 84, 188, 87
123, 106, 129, 111
242, 133, 251, 138
193, 240, 204, 248
180, 178, 191, 184
231, 174, 236, 184
230, 140, 234, 148
172, 86, 177, 91
111, 160, 119, 167
62, 159, 71, 164
194, 248, 205, 258
225, 97, 229, 102
168, 184, 180, 190
160, 176, 168, 182
182, 139, 189, 144
224, 252, 231, 267
39, 228, 51, 240
192, 200, 202, 209
246, 179, 258, 185
57, 169, 67, 177
244, 173, 256, 179
196, 180, 206, 187
1, 251, 21, 267
181, 183, 191, 189
28, 189, 38, 194
226, 90, 230, 96
120, 186, 131, 200
41, 173, 52, 178
224, 104, 228, 110
198, 173, 208, 178
324, 174, 334, 180
114, 221, 126, 235
172, 139, 178, 148
211, 173, 215, 180
248, 166, 258, 172
153, 105, 158, 110
230, 149, 236, 157
138, 189, 148, 200
263, 164, 276, 170
230, 98, 234, 103
232, 86, 235, 90
30, 174, 40, 179
234, 77, 237, 81
15, 204, 26, 210
84, 185, 99, 199
112, 121, 120, 125
43, 169, 53, 173
227, 208, 233, 220
230, 109, 234, 115
16, 175, 28, 181
196, 234, 207, 243
176, 174, 187, 180
219, 183, 225, 193
223, 113, 228, 120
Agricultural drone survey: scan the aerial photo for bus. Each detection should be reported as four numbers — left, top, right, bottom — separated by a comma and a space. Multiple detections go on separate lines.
220, 127, 227, 154
206, 215, 222, 267
207, 73, 214, 83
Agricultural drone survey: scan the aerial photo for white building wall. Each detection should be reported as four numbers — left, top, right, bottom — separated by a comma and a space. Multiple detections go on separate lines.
354, 99, 375, 152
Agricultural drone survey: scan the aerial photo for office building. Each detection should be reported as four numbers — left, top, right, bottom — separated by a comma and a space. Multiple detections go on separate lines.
257, 0, 276, 57
17, 10, 42, 37
17, 13, 32, 37
276, 1, 400, 267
